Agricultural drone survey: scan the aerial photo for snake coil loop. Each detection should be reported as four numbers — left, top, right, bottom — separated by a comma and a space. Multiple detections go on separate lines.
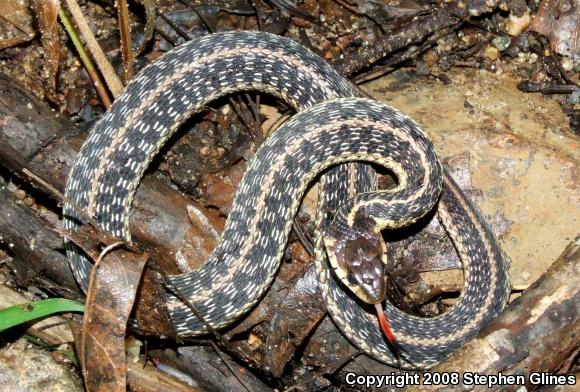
64, 31, 510, 368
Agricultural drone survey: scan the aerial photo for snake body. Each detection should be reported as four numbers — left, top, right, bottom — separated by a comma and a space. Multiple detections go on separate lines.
64, 31, 510, 368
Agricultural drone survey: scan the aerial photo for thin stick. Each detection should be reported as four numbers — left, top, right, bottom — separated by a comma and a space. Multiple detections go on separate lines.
252, 0, 264, 31
154, 26, 177, 47
116, 0, 134, 81
176, 0, 215, 33
58, 8, 112, 108
208, 341, 254, 392
243, 93, 263, 141
227, 97, 257, 140
285, 350, 362, 391
158, 12, 190, 41
21, 168, 100, 229
292, 220, 314, 256
63, 0, 124, 97
134, 0, 155, 55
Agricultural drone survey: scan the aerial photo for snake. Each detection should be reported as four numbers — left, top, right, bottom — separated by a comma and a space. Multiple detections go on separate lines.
63, 31, 511, 368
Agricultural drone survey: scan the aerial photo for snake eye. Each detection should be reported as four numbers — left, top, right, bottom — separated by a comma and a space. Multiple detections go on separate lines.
347, 272, 358, 286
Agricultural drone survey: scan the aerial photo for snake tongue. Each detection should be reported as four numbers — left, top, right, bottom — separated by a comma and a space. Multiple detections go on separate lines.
374, 302, 402, 369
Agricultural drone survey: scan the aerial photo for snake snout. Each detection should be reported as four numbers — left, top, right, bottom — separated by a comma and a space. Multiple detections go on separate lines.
343, 234, 388, 304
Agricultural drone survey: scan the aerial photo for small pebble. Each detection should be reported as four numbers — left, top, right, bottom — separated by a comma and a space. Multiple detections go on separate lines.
521, 271, 531, 281
507, 9, 531, 37
13, 189, 26, 200
484, 46, 499, 61
492, 36, 511, 51
568, 91, 580, 105
561, 57, 573, 71
559, 30, 572, 42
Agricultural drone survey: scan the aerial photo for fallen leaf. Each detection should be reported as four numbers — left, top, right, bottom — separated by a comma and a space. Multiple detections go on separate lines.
530, 0, 580, 59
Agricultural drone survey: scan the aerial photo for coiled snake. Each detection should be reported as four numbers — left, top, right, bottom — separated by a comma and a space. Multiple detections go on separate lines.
63, 31, 510, 368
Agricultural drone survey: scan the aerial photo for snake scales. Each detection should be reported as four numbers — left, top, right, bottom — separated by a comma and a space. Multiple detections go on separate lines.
63, 31, 510, 368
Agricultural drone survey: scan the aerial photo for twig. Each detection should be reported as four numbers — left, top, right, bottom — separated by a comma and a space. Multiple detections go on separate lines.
243, 93, 263, 142
284, 350, 363, 391
255, 95, 261, 136
269, 0, 318, 23
331, 0, 385, 33
352, 22, 461, 83
154, 27, 178, 47
63, 0, 124, 97
58, 7, 112, 108
134, 0, 156, 55
208, 341, 255, 392
292, 220, 314, 256
0, 35, 36, 50
332, 9, 461, 76
252, 0, 264, 31
518, 81, 580, 94
228, 97, 259, 141
158, 12, 190, 41
176, 0, 216, 33
21, 168, 100, 229
331, 0, 360, 15
116, 0, 134, 81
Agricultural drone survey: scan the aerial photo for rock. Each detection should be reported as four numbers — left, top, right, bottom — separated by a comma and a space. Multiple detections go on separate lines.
561, 57, 574, 71
0, 339, 82, 392
507, 8, 531, 37
484, 45, 499, 61
492, 36, 511, 51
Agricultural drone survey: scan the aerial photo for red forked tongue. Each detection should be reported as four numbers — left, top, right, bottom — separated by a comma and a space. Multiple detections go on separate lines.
374, 302, 402, 369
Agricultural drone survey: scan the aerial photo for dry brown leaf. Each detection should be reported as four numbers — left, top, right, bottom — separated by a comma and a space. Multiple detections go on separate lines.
0, 0, 35, 34
0, 0, 35, 49
82, 246, 149, 392
530, 0, 580, 59
0, 36, 33, 50
200, 173, 237, 213
65, 224, 149, 392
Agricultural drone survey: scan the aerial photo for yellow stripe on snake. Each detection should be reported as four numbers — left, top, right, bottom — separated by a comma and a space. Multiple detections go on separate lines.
63, 31, 510, 368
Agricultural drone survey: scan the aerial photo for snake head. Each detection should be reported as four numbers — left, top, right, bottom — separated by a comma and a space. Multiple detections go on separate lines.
343, 235, 387, 304
325, 219, 388, 304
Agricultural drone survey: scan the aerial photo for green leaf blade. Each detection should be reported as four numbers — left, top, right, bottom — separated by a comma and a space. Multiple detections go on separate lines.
0, 298, 84, 333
